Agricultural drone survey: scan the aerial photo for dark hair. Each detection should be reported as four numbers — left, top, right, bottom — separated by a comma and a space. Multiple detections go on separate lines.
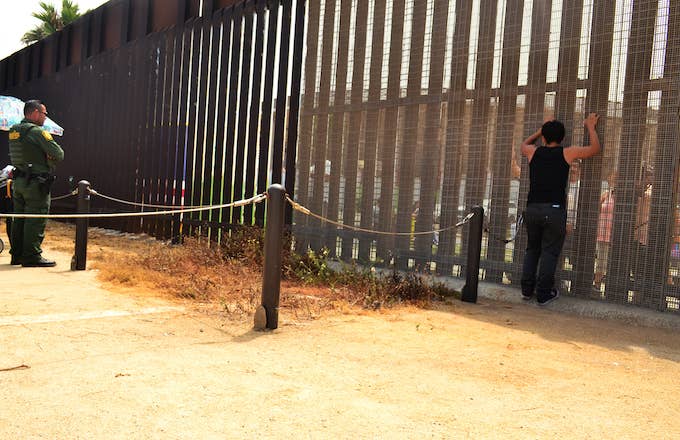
541, 120, 565, 144
24, 100, 43, 117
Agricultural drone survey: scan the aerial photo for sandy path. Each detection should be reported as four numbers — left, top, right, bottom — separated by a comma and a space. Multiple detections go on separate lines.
1, 247, 680, 439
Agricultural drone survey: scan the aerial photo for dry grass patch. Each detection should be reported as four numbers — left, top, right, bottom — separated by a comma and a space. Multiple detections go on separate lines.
45, 222, 264, 318
44, 221, 459, 321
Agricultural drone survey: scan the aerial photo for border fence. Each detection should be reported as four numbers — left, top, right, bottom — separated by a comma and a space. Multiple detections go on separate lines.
1, 0, 680, 313
293, 0, 680, 312
0, 0, 305, 239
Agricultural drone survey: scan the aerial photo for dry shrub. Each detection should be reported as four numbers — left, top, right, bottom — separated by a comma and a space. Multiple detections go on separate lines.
219, 225, 264, 266
282, 248, 460, 309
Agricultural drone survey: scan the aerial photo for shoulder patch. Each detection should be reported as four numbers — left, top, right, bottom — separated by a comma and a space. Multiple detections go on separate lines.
41, 130, 53, 141
8, 131, 20, 140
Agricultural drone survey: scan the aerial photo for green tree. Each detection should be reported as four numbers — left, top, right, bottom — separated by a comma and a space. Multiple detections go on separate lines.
21, 1, 82, 45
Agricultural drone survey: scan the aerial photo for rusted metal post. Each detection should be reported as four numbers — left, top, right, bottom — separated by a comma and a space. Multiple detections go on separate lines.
71, 180, 90, 271
462, 206, 484, 303
255, 184, 286, 330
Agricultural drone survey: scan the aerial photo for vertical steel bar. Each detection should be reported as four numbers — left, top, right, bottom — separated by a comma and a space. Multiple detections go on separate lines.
650, 0, 680, 310
212, 8, 233, 239
255, 0, 280, 226
459, 0, 498, 278
607, 0, 657, 304
201, 13, 222, 238
308, 0, 336, 251
173, 23, 195, 240
292, 0, 320, 249
156, 31, 175, 239
339, 0, 369, 261
486, 0, 524, 282
571, 0, 615, 297
326, 0, 353, 257
376, 0, 406, 264
232, 5, 254, 225
414, 0, 450, 269
191, 18, 214, 235
357, 0, 387, 262
243, 0, 267, 224
184, 18, 205, 237
438, 0, 473, 276
394, 1, 428, 270
222, 10, 243, 232
167, 26, 185, 243
283, 0, 307, 226
271, 0, 293, 186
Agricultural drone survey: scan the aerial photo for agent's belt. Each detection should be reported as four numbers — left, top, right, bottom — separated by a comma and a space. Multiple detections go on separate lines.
13, 169, 52, 179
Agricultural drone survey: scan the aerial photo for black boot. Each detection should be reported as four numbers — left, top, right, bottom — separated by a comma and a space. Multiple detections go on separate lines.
22, 257, 56, 267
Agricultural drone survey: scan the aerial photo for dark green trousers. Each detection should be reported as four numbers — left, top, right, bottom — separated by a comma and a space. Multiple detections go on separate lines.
1, 196, 11, 247
10, 177, 50, 263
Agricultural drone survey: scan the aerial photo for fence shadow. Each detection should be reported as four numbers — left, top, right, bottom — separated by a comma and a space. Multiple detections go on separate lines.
438, 296, 680, 364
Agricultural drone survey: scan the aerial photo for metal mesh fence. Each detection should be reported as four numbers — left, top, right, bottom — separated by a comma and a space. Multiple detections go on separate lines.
293, 0, 680, 312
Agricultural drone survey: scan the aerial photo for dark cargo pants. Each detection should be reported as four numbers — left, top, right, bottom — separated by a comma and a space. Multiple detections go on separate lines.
9, 177, 50, 263
521, 203, 567, 302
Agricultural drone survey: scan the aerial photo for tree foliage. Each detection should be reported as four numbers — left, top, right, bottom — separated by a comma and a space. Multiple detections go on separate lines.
21, 1, 82, 45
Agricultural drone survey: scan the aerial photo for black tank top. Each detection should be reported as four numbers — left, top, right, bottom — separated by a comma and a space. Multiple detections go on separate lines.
527, 146, 570, 206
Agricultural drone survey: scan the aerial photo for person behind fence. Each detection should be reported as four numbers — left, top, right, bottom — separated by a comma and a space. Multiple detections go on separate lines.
8, 100, 64, 267
594, 171, 617, 290
520, 113, 600, 305
632, 164, 652, 283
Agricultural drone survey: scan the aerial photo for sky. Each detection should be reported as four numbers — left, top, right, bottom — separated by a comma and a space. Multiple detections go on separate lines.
0, 0, 110, 60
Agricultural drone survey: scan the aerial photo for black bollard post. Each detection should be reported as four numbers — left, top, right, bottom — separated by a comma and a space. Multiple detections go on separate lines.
255, 184, 286, 330
461, 206, 484, 303
71, 180, 90, 271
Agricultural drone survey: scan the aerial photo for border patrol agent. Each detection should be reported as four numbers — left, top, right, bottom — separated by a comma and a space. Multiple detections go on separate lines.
8, 100, 64, 267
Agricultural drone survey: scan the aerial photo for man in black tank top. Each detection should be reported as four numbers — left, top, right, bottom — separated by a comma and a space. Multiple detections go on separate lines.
520, 114, 600, 305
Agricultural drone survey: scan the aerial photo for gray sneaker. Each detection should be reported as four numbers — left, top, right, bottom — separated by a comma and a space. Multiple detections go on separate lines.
537, 288, 560, 306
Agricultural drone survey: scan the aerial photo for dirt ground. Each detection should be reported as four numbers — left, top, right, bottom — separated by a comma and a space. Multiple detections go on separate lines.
1, 224, 680, 439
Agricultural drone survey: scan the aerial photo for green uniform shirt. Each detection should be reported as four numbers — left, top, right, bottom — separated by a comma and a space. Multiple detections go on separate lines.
8, 119, 64, 174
